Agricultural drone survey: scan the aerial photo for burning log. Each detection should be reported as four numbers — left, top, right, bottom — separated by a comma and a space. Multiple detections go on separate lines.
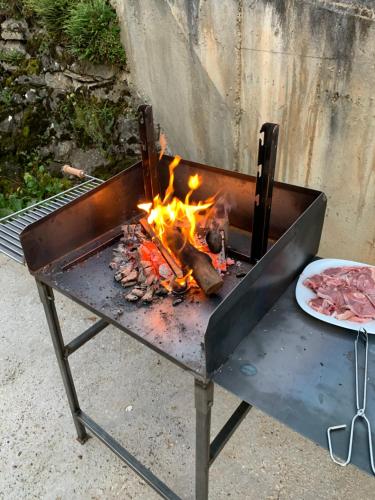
164, 228, 224, 295
206, 229, 223, 254
139, 218, 183, 279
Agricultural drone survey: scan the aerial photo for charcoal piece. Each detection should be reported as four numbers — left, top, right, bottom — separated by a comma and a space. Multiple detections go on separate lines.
206, 230, 223, 254
172, 298, 183, 306
121, 280, 137, 288
145, 273, 157, 286
171, 278, 188, 295
155, 287, 169, 297
236, 270, 246, 278
121, 269, 138, 284
114, 271, 123, 282
120, 262, 134, 276
124, 292, 139, 302
142, 288, 154, 304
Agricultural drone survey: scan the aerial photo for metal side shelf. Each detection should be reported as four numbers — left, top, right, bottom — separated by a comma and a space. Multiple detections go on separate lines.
0, 177, 103, 264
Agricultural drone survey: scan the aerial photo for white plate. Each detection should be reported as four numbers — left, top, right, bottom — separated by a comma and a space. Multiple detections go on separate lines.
295, 258, 375, 334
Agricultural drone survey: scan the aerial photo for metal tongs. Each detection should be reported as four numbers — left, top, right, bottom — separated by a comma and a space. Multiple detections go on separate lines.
327, 328, 375, 474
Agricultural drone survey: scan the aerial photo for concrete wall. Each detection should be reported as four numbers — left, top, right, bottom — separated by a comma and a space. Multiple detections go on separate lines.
115, 0, 375, 263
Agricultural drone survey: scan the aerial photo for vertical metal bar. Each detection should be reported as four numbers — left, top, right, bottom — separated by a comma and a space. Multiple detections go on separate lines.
36, 280, 88, 443
195, 379, 214, 500
138, 104, 160, 200
250, 123, 279, 264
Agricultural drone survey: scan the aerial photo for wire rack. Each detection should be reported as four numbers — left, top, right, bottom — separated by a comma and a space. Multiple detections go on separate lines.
0, 176, 103, 264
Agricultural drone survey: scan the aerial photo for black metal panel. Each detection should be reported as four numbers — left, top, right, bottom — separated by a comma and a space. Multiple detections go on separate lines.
205, 193, 327, 375
158, 155, 319, 239
251, 123, 279, 262
20, 163, 144, 272
138, 105, 160, 200
213, 278, 375, 476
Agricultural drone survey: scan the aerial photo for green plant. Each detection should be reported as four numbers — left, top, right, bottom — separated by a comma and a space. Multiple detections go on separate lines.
0, 88, 13, 107
73, 98, 116, 146
0, 49, 25, 64
64, 0, 125, 65
25, 0, 73, 36
0, 159, 73, 217
0, 0, 27, 18
57, 92, 117, 147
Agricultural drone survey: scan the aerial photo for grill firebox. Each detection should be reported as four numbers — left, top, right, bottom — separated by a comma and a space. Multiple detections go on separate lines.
19, 112, 327, 499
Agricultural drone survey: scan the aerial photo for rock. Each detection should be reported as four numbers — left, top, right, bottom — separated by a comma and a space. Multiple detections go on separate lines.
0, 40, 27, 55
1, 19, 28, 41
45, 72, 73, 91
0, 112, 23, 133
106, 76, 131, 103
69, 60, 118, 80
0, 115, 15, 134
12, 93, 23, 105
24, 89, 38, 103
64, 69, 97, 84
0, 61, 18, 72
15, 74, 45, 87
69, 148, 108, 173
116, 116, 138, 145
53, 140, 76, 161
41, 55, 61, 72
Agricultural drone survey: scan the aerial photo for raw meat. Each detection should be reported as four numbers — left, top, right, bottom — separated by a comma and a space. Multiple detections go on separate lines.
304, 265, 375, 323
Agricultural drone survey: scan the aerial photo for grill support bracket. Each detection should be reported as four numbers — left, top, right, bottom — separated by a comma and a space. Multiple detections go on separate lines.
36, 279, 251, 499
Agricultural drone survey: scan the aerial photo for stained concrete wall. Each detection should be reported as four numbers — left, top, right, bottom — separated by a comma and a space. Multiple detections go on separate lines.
115, 0, 375, 263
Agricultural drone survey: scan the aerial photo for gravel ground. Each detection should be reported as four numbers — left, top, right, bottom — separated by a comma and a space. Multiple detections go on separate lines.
1, 253, 374, 499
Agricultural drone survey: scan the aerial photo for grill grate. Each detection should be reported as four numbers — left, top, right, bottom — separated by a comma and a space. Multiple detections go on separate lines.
0, 177, 103, 264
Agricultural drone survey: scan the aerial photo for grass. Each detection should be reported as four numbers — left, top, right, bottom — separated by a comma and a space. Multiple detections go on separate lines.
24, 0, 73, 35
0, 88, 13, 107
64, 0, 125, 65
0, 49, 25, 64
0, 0, 28, 18
57, 92, 117, 148
17, 0, 125, 65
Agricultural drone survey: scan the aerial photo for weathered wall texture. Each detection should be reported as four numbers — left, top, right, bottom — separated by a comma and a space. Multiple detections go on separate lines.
116, 0, 375, 263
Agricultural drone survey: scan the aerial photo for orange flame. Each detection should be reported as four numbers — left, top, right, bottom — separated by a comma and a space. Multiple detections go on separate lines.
138, 156, 215, 260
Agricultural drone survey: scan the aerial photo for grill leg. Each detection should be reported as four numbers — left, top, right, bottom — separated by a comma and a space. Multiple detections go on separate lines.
195, 379, 214, 500
36, 280, 88, 444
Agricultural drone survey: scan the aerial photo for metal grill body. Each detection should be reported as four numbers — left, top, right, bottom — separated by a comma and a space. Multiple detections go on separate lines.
16, 151, 331, 499
0, 178, 102, 264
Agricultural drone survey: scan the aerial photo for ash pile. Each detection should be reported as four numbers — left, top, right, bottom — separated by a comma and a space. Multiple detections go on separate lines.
109, 223, 234, 305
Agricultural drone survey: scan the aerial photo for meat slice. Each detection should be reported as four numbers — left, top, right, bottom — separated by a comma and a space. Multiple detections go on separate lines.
308, 297, 335, 315
316, 286, 346, 308
343, 291, 375, 319
304, 264, 375, 322
303, 274, 325, 291
335, 308, 355, 321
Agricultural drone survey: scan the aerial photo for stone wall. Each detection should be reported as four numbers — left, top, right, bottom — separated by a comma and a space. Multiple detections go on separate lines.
0, 15, 140, 179
116, 0, 375, 263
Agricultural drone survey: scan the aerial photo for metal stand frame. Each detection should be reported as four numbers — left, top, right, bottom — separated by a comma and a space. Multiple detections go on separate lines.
37, 280, 252, 499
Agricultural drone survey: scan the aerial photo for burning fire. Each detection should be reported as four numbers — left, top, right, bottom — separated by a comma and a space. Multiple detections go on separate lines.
138, 156, 215, 256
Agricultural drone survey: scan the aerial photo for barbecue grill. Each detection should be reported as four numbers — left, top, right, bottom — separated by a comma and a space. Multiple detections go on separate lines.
18, 106, 331, 499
